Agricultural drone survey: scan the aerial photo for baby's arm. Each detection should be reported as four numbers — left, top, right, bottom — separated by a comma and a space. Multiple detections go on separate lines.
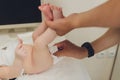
0, 39, 24, 79
0, 61, 22, 79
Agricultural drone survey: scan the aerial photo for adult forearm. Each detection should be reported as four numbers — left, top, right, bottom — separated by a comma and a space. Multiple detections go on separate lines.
91, 28, 120, 54
70, 0, 120, 28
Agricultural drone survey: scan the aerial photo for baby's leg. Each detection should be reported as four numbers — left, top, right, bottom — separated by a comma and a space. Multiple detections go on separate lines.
32, 4, 53, 41
50, 5, 64, 20
39, 4, 53, 21
35, 4, 62, 45
30, 5, 64, 73
36, 5, 64, 45
32, 21, 47, 42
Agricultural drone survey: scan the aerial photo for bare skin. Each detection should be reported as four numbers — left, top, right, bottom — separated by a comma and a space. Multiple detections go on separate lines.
45, 0, 120, 36
32, 4, 64, 42
0, 39, 24, 79
32, 4, 53, 42
39, 4, 53, 21
53, 28, 120, 59
44, 0, 120, 59
0, 4, 64, 79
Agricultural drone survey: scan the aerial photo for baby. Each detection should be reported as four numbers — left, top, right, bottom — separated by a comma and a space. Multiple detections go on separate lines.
0, 4, 64, 79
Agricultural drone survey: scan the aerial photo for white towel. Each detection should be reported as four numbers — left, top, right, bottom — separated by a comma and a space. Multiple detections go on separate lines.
16, 57, 91, 80
0, 39, 18, 66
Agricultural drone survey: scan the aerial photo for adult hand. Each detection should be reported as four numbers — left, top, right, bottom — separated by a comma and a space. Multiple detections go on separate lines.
54, 40, 88, 59
45, 13, 78, 36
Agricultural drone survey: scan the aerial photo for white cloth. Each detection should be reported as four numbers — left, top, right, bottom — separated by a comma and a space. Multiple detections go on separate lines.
16, 57, 91, 80
0, 39, 18, 66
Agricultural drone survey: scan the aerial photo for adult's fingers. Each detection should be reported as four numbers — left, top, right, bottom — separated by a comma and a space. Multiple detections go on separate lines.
54, 50, 65, 57
45, 20, 56, 29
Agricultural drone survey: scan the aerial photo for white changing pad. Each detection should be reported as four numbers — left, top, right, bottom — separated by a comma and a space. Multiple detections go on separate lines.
16, 57, 91, 80
0, 38, 18, 66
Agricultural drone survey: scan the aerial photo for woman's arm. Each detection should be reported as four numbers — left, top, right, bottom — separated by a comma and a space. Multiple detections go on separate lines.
91, 28, 120, 54
54, 28, 120, 59
45, 0, 120, 36
72, 0, 120, 28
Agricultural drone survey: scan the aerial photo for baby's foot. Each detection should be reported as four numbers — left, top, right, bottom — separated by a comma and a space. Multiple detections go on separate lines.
50, 5, 64, 20
39, 4, 53, 20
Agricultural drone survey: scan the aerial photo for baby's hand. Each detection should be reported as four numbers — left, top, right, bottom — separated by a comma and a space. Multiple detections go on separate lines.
15, 38, 26, 60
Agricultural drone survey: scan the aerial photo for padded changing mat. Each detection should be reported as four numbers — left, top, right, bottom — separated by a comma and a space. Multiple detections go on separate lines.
16, 57, 91, 80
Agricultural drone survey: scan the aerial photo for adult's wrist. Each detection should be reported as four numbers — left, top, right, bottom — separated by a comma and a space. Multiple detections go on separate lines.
81, 42, 95, 58
66, 13, 80, 29
77, 47, 89, 59
81, 47, 89, 58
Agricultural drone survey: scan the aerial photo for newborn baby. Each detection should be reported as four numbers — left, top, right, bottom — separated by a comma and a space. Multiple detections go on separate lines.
0, 4, 64, 79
